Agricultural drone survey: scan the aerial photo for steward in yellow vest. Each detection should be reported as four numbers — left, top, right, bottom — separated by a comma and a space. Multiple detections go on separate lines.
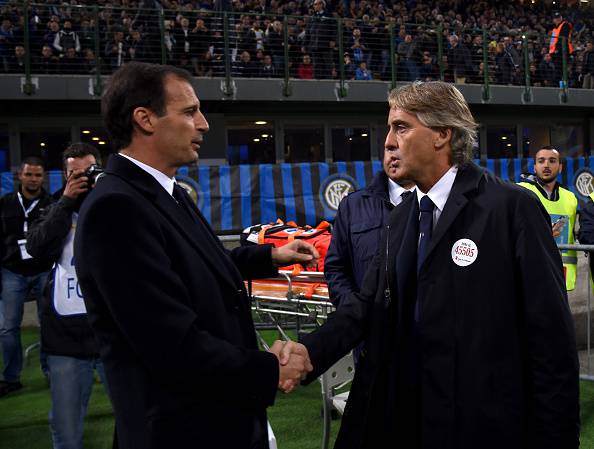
518, 147, 578, 291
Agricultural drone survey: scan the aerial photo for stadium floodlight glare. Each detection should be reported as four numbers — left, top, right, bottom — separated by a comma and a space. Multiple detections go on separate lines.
501, 136, 508, 140
253, 138, 260, 142
255, 121, 267, 125
98, 141, 106, 145
507, 143, 512, 147
261, 134, 269, 138
82, 130, 91, 134
40, 142, 45, 147
361, 133, 368, 137
92, 137, 100, 141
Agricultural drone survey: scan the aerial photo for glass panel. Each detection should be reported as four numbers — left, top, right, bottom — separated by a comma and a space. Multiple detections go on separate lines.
79, 127, 115, 165
332, 127, 370, 161
0, 126, 9, 172
284, 126, 324, 163
20, 128, 71, 170
486, 126, 517, 159
551, 125, 584, 158
522, 126, 550, 159
227, 121, 275, 165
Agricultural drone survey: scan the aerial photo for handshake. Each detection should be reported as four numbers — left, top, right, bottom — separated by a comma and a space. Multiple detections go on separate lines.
269, 340, 313, 393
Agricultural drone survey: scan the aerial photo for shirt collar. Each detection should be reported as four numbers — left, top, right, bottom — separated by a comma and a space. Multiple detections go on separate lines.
118, 153, 176, 196
388, 178, 416, 206
417, 165, 458, 213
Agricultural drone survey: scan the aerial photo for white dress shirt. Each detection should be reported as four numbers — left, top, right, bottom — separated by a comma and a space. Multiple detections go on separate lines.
388, 178, 416, 207
416, 165, 458, 230
118, 153, 176, 197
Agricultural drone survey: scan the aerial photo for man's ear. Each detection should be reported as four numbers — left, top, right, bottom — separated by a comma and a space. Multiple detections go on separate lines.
434, 128, 452, 149
132, 107, 155, 134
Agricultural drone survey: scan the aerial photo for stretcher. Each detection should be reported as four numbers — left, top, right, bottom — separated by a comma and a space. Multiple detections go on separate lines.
247, 270, 334, 345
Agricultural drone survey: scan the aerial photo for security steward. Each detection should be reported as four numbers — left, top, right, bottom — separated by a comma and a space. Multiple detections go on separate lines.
518, 146, 578, 290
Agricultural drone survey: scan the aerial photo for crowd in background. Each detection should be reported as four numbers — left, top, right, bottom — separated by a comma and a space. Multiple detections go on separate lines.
0, 0, 594, 86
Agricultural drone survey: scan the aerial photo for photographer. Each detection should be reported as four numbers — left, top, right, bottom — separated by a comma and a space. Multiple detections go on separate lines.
26, 143, 110, 449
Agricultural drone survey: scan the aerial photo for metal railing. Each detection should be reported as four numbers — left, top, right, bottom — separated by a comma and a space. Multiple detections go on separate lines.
0, 2, 582, 99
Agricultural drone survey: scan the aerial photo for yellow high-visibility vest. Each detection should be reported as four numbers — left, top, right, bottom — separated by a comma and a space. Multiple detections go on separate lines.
518, 182, 578, 291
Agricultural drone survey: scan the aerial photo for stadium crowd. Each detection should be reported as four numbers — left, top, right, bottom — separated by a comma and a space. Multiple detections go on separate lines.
1, 0, 594, 85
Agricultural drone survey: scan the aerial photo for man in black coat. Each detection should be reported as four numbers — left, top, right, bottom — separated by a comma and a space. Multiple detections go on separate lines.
279, 81, 580, 449
73, 62, 316, 449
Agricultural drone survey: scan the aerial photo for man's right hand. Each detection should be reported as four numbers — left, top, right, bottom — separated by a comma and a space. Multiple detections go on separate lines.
269, 340, 313, 393
63, 169, 89, 200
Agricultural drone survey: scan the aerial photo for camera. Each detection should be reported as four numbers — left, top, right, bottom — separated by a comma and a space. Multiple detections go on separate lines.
83, 164, 104, 187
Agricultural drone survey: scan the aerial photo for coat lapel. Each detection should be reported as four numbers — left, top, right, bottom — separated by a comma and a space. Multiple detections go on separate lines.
105, 156, 240, 291
423, 163, 485, 266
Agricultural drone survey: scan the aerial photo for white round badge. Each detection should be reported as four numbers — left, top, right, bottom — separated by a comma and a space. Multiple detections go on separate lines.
451, 239, 478, 267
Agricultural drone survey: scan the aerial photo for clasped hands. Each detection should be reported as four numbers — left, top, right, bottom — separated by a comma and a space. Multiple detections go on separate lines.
269, 340, 313, 393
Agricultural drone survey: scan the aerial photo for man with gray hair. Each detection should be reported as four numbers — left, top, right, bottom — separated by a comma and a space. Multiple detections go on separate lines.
278, 81, 579, 449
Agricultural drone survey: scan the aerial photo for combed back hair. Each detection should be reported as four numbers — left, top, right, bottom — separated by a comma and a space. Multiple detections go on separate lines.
19, 156, 45, 172
101, 62, 193, 151
62, 142, 101, 171
388, 81, 478, 165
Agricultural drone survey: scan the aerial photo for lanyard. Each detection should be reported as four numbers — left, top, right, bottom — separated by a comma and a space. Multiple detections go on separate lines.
17, 192, 40, 234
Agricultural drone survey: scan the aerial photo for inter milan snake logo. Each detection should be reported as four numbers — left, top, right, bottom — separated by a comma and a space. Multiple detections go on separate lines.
574, 169, 594, 199
321, 175, 356, 211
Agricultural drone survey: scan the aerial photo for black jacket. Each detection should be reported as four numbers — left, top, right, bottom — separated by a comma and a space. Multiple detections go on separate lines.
27, 192, 100, 358
0, 188, 54, 275
302, 163, 579, 449
324, 170, 394, 306
74, 155, 280, 449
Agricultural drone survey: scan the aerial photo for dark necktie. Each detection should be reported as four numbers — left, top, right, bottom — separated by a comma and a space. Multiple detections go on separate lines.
417, 195, 434, 274
173, 183, 195, 219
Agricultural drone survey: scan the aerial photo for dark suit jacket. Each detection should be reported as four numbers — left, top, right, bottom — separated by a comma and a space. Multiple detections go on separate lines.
74, 155, 279, 449
301, 163, 579, 449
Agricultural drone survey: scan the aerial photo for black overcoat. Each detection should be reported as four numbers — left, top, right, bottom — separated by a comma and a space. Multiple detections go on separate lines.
302, 162, 579, 449
74, 155, 279, 449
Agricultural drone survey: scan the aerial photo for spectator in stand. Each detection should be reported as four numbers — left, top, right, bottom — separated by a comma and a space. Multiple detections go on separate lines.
104, 28, 127, 72
343, 51, 355, 79
126, 29, 151, 63
259, 53, 277, 77
397, 34, 419, 81
304, 0, 334, 79
53, 19, 80, 56
60, 46, 83, 74
447, 34, 472, 84
0, 17, 14, 71
191, 18, 210, 75
355, 60, 372, 80
34, 45, 59, 74
173, 17, 196, 68
297, 53, 313, 79
581, 40, 594, 89
529, 61, 543, 87
232, 50, 257, 77
82, 48, 98, 75
6, 44, 25, 73
266, 19, 284, 69
539, 52, 556, 87
419, 51, 438, 81
43, 21, 60, 52
350, 28, 367, 68
77, 18, 94, 53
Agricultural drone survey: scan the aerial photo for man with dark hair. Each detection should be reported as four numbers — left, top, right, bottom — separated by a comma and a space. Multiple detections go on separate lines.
518, 146, 578, 291
74, 62, 316, 449
0, 156, 54, 397
26, 143, 108, 449
279, 81, 579, 449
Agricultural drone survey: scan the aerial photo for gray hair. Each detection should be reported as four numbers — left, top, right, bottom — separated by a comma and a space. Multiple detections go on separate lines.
388, 81, 478, 165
